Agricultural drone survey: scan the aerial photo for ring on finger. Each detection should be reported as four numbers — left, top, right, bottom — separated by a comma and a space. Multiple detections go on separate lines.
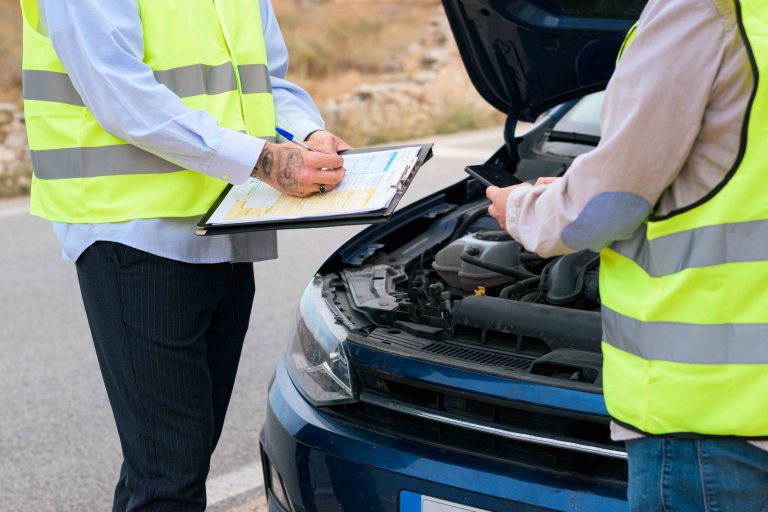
319, 184, 327, 194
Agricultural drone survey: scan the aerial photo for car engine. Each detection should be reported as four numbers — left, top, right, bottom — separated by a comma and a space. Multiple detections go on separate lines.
322, 197, 605, 390
313, 193, 627, 487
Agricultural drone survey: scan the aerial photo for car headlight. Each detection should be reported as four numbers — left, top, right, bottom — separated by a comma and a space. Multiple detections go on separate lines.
286, 276, 355, 406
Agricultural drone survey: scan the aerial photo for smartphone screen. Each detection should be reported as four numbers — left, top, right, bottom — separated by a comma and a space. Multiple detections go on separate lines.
464, 165, 523, 188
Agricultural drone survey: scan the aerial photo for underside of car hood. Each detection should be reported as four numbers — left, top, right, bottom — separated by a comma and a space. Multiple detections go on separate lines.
442, 0, 646, 122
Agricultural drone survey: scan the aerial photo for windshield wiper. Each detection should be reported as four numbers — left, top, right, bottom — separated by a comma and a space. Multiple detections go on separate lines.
547, 130, 601, 147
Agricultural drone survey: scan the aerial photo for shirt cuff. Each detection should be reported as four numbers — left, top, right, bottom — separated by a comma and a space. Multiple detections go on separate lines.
505, 183, 533, 241
208, 130, 265, 185
284, 118, 324, 143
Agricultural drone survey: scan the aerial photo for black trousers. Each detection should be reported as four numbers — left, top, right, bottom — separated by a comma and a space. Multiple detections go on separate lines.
76, 242, 255, 511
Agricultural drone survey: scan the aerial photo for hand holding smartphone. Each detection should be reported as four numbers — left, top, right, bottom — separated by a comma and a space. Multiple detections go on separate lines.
464, 164, 523, 188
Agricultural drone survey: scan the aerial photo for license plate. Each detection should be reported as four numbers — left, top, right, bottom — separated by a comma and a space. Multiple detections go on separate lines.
400, 491, 492, 512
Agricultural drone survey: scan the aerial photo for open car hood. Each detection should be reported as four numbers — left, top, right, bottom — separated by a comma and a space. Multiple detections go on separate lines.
442, 0, 646, 122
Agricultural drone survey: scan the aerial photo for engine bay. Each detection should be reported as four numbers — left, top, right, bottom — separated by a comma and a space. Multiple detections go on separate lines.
320, 195, 606, 392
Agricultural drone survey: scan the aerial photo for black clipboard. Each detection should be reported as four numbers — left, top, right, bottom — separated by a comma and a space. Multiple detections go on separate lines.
196, 143, 433, 235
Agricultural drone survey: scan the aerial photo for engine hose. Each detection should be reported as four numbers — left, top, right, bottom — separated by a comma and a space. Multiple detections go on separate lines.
447, 205, 490, 243
520, 252, 545, 263
500, 276, 541, 299
459, 252, 536, 280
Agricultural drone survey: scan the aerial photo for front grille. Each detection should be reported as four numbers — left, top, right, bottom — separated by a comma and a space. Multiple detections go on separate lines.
326, 366, 627, 487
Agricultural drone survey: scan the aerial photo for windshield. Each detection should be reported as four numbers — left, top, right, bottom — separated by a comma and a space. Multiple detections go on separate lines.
552, 92, 603, 139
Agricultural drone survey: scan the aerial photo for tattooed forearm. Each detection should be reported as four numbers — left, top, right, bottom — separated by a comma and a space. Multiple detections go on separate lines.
260, 149, 273, 177
277, 149, 303, 193
252, 146, 274, 179
252, 144, 307, 195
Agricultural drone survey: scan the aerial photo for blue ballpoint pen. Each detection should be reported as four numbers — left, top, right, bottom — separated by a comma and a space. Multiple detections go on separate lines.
276, 127, 317, 152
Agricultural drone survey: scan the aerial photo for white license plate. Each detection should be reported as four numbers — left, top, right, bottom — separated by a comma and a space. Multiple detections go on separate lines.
400, 491, 492, 512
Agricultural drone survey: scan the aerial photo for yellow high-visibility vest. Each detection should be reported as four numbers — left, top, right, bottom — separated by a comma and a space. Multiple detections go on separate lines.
601, 0, 768, 437
21, 0, 276, 223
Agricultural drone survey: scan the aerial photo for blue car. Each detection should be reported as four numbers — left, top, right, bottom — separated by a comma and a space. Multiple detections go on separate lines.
260, 1, 645, 510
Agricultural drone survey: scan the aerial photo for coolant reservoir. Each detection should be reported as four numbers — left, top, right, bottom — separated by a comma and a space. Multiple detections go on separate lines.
432, 230, 523, 292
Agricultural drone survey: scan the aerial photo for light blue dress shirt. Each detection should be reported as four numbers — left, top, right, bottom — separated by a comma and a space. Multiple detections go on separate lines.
39, 0, 325, 264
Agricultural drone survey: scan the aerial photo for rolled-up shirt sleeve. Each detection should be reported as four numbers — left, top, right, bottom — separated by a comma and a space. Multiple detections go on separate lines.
40, 0, 270, 185
505, 0, 724, 257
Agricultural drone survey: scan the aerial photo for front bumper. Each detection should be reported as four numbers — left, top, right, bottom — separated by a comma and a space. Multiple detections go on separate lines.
260, 358, 627, 512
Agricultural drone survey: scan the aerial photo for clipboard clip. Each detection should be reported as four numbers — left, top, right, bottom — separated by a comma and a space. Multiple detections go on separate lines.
390, 156, 419, 192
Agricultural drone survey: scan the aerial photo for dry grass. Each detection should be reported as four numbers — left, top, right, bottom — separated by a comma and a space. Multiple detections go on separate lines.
274, 0, 441, 102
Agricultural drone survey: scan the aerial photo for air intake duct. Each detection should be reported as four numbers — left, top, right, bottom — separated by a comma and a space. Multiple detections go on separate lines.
452, 295, 602, 353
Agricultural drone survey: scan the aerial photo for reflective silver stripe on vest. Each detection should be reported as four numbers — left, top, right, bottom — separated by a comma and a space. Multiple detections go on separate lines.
154, 62, 237, 97
23, 63, 271, 104
602, 306, 768, 364
611, 220, 768, 277
31, 145, 185, 179
23, 70, 85, 107
32, 137, 277, 179
238, 64, 272, 94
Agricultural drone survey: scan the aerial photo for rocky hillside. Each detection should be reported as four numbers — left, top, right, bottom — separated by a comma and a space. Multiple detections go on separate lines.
0, 104, 30, 198
321, 11, 501, 146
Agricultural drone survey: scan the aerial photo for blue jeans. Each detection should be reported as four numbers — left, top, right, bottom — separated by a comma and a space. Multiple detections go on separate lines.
626, 437, 768, 511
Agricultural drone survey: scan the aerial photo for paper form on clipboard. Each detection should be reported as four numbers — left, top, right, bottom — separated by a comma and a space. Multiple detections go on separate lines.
205, 146, 421, 226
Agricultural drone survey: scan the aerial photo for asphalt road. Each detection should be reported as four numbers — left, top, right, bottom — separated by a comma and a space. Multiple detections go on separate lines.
0, 127, 505, 511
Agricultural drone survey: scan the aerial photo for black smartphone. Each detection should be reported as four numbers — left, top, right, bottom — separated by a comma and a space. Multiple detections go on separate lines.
464, 164, 523, 188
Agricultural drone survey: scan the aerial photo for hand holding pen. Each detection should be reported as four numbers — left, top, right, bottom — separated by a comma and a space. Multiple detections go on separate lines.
276, 128, 351, 192
249, 128, 349, 197
277, 127, 352, 155
276, 127, 317, 152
